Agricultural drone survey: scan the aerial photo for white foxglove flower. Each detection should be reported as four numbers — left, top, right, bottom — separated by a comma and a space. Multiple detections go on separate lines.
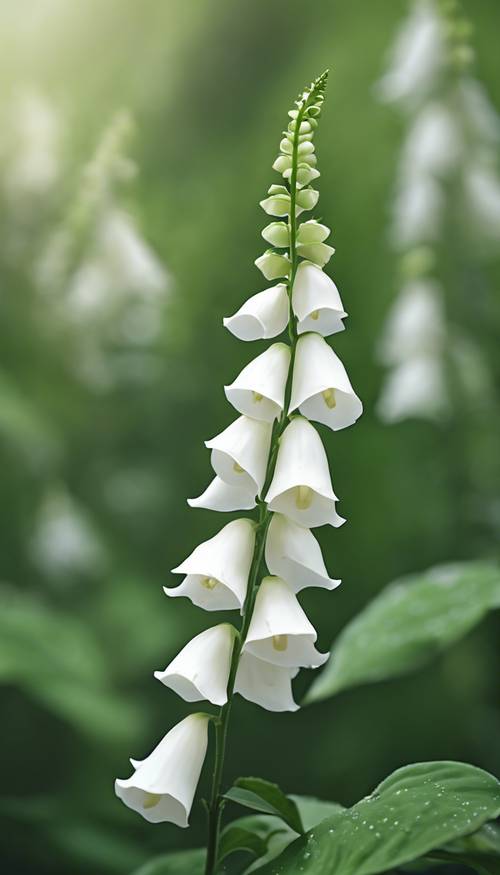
154, 624, 236, 706
290, 333, 362, 431
265, 417, 344, 528
401, 103, 460, 178
224, 343, 291, 423
115, 713, 209, 826
243, 576, 328, 668
391, 175, 443, 248
188, 475, 256, 513
376, 0, 443, 105
292, 261, 347, 336
378, 279, 445, 366
165, 518, 255, 611
235, 650, 299, 712
223, 284, 289, 342
377, 355, 448, 423
265, 513, 340, 593
464, 162, 500, 239
255, 250, 290, 280
205, 415, 272, 498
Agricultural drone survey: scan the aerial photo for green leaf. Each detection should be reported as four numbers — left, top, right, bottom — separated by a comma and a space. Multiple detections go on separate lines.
224, 778, 304, 835
306, 561, 500, 702
131, 848, 205, 875
291, 796, 344, 831
255, 761, 500, 875
426, 821, 500, 874
218, 826, 268, 863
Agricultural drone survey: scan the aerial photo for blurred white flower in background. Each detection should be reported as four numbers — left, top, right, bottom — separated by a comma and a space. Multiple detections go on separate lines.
1, 89, 62, 204
376, 0, 500, 424
31, 488, 106, 579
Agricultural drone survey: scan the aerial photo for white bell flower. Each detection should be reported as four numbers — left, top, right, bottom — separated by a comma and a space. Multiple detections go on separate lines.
377, 355, 448, 423
243, 576, 328, 668
188, 475, 256, 513
292, 261, 347, 336
115, 713, 209, 826
154, 624, 236, 706
223, 284, 289, 342
165, 518, 256, 611
265, 513, 340, 593
255, 250, 290, 280
205, 415, 272, 498
235, 650, 299, 712
265, 417, 344, 528
290, 333, 363, 431
224, 343, 291, 423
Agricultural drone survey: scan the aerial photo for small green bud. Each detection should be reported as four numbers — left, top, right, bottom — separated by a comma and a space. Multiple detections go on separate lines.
279, 137, 293, 155
297, 219, 330, 244
255, 250, 290, 280
301, 153, 317, 167
288, 109, 299, 120
262, 221, 289, 247
296, 187, 319, 211
297, 241, 335, 267
272, 154, 293, 174
307, 105, 322, 118
298, 141, 315, 156
283, 164, 320, 188
260, 193, 291, 217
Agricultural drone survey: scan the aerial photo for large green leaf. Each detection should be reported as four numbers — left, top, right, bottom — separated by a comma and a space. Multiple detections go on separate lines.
307, 561, 500, 702
224, 778, 304, 834
426, 821, 500, 874
0, 586, 142, 741
256, 761, 500, 875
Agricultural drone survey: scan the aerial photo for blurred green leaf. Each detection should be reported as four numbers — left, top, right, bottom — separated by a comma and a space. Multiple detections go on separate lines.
0, 586, 142, 741
307, 561, 500, 702
224, 778, 304, 835
132, 848, 205, 875
218, 825, 268, 863
256, 761, 500, 874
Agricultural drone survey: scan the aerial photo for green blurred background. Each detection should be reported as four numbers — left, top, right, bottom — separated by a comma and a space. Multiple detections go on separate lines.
0, 1, 498, 872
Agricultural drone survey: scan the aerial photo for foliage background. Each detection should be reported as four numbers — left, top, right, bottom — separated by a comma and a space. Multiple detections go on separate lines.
0, 1, 498, 873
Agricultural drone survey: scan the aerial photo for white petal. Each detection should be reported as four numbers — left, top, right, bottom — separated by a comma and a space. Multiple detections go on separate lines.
292, 261, 347, 337
225, 343, 291, 423
205, 415, 272, 496
115, 713, 209, 826
290, 333, 363, 431
155, 624, 235, 706
166, 518, 255, 611
265, 417, 344, 528
377, 355, 449, 424
265, 513, 340, 593
244, 575, 328, 668
188, 475, 256, 513
235, 650, 299, 712
223, 284, 289, 341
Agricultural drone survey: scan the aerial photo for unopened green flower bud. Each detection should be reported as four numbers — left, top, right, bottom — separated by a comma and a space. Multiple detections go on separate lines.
262, 222, 289, 247
298, 141, 315, 156
297, 241, 335, 267
273, 155, 293, 174
283, 164, 320, 189
255, 250, 290, 280
297, 219, 330, 244
279, 138, 293, 155
260, 194, 291, 217
296, 187, 319, 211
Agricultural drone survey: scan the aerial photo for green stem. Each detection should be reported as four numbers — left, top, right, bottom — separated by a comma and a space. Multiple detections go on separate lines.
203, 92, 311, 875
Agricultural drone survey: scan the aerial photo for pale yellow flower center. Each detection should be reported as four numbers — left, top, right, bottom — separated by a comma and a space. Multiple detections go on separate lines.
202, 577, 219, 590
322, 387, 337, 409
143, 792, 162, 810
252, 392, 264, 402
295, 485, 313, 510
233, 461, 245, 473
272, 634, 288, 652
310, 309, 319, 321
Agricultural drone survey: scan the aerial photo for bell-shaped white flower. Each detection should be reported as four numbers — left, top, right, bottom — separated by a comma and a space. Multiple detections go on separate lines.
297, 220, 330, 244
290, 333, 363, 431
205, 415, 272, 498
292, 261, 347, 336
188, 475, 256, 513
255, 250, 290, 280
154, 624, 236, 706
165, 518, 256, 611
225, 343, 291, 423
223, 284, 289, 342
243, 576, 328, 668
235, 650, 299, 712
265, 417, 344, 528
265, 513, 340, 593
115, 713, 209, 826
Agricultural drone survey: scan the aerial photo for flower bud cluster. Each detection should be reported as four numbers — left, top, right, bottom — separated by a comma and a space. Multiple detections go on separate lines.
115, 71, 362, 831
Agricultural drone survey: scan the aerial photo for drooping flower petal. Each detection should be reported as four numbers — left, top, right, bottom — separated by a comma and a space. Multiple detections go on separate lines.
188, 475, 256, 513
115, 713, 210, 826
223, 284, 289, 342
235, 650, 299, 712
292, 261, 347, 336
265, 513, 340, 593
205, 415, 272, 497
290, 333, 363, 431
255, 250, 290, 280
265, 417, 344, 528
154, 624, 236, 706
166, 518, 256, 611
243, 576, 328, 668
224, 343, 291, 423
